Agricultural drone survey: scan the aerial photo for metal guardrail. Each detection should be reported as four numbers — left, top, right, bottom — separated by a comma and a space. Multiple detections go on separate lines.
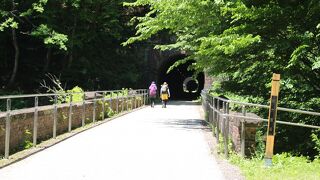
201, 90, 320, 158
0, 89, 148, 159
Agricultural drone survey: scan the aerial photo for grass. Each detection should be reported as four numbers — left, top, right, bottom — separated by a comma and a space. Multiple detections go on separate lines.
229, 153, 320, 180
208, 121, 320, 180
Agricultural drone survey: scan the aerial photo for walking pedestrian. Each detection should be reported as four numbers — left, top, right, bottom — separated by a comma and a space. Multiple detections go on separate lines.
149, 81, 157, 107
160, 82, 170, 108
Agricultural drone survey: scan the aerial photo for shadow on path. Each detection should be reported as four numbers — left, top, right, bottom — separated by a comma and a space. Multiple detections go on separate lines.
154, 100, 200, 106
161, 119, 210, 131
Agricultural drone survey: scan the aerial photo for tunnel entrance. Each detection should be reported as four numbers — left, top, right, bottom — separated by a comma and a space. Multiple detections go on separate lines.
158, 55, 204, 100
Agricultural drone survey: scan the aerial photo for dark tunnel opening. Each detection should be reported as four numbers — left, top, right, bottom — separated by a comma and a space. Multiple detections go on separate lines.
158, 55, 205, 100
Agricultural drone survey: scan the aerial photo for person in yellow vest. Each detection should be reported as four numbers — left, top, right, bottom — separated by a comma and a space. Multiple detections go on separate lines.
160, 82, 170, 108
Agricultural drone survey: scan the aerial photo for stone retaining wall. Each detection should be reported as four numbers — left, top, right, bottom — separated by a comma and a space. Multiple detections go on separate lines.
0, 97, 144, 156
227, 112, 262, 156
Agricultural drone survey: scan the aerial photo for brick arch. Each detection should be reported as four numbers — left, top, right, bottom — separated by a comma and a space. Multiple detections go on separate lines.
144, 48, 212, 99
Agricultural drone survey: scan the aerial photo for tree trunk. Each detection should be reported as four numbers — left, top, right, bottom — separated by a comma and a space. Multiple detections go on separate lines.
8, 27, 19, 88
68, 49, 73, 68
7, 0, 19, 88
43, 47, 52, 72
68, 16, 77, 68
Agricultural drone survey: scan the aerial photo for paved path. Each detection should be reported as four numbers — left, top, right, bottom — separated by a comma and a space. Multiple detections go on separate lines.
0, 101, 225, 180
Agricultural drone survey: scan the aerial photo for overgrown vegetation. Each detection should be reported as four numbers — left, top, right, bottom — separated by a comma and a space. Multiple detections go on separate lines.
22, 129, 33, 150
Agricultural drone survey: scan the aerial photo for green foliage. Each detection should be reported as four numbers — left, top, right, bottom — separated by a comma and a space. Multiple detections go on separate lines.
40, 73, 84, 104
0, 18, 18, 31
32, 0, 48, 13
107, 107, 115, 117
66, 86, 84, 103
116, 88, 129, 97
311, 131, 320, 158
23, 129, 33, 149
0, 90, 31, 111
32, 24, 68, 50
229, 153, 320, 180
125, 0, 320, 156
218, 133, 224, 154
214, 130, 233, 155
0, 0, 145, 91
255, 130, 266, 159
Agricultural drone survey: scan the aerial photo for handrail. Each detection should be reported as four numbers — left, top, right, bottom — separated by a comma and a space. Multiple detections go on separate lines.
203, 91, 320, 119
0, 89, 147, 100
0, 89, 148, 159
201, 90, 320, 158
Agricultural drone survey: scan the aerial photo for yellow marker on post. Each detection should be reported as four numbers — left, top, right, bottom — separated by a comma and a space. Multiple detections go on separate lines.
265, 73, 280, 167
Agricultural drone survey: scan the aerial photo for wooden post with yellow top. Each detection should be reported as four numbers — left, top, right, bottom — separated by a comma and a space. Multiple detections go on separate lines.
265, 73, 281, 167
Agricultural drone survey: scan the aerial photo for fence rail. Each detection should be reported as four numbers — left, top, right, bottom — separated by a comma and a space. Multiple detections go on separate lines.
0, 89, 148, 159
201, 90, 320, 158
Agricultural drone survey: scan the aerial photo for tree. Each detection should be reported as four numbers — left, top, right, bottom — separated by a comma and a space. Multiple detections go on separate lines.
0, 0, 68, 88
0, 0, 145, 92
124, 0, 320, 156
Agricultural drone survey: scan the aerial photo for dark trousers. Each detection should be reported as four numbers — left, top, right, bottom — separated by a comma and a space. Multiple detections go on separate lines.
150, 96, 156, 107
162, 100, 168, 108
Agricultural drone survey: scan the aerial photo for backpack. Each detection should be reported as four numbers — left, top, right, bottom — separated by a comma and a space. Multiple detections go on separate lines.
161, 85, 168, 93
149, 85, 157, 96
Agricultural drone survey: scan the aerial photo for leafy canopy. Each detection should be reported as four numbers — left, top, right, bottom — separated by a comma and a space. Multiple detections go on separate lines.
124, 0, 320, 156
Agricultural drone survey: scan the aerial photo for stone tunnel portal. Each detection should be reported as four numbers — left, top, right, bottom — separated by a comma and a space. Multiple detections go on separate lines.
158, 55, 204, 100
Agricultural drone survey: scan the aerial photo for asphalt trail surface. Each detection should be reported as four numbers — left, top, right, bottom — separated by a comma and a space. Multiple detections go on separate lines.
0, 101, 225, 180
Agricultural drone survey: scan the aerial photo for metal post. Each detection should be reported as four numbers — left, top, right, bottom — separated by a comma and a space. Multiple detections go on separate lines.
144, 90, 146, 106
139, 90, 141, 107
134, 92, 137, 109
209, 95, 211, 122
130, 95, 132, 110
216, 99, 220, 144
68, 95, 73, 132
52, 95, 58, 138
5, 99, 11, 158
33, 96, 39, 147
136, 90, 139, 108
82, 93, 85, 126
212, 96, 216, 137
109, 92, 112, 113
241, 105, 246, 157
222, 101, 226, 136
208, 95, 211, 122
102, 92, 106, 120
142, 90, 144, 106
93, 92, 96, 122
53, 95, 57, 138
139, 90, 142, 107
135, 90, 138, 108
116, 92, 119, 114
126, 94, 129, 111
225, 102, 230, 158
205, 94, 208, 121
137, 90, 140, 107
121, 96, 124, 112
223, 101, 228, 158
